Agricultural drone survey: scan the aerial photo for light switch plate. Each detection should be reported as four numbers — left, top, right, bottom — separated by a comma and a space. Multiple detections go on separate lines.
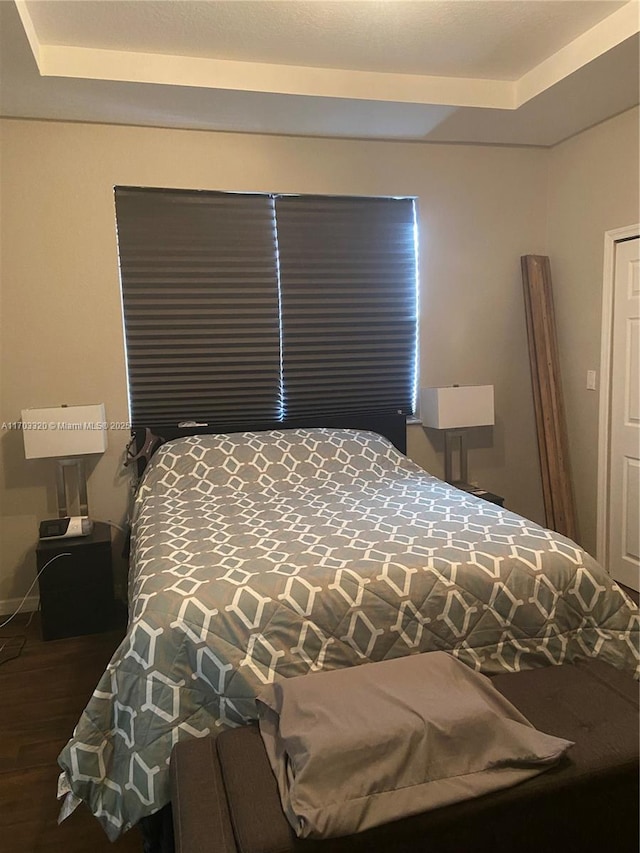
586, 369, 597, 391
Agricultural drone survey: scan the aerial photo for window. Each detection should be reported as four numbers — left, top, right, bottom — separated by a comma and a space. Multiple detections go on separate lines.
115, 187, 419, 428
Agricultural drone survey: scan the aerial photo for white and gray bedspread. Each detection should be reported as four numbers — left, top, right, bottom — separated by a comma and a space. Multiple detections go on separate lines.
57, 429, 639, 839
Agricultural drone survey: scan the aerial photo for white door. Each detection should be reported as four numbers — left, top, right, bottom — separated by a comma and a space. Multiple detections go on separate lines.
609, 237, 640, 591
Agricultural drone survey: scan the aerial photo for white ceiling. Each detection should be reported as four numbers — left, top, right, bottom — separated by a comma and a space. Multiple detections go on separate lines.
1, 0, 639, 146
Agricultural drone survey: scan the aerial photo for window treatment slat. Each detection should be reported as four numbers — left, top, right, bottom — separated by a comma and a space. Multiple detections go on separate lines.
115, 187, 281, 427
276, 195, 417, 418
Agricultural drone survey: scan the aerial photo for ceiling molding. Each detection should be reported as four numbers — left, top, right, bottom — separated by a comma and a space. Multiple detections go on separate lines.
16, 0, 638, 113
4, 1, 638, 146
516, 1, 640, 105
14, 0, 40, 66
37, 46, 518, 109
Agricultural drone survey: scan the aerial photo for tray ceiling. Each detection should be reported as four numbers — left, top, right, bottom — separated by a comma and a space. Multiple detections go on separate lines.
1, 0, 638, 146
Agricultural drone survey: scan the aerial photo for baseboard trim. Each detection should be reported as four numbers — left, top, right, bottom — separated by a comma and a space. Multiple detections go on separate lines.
0, 595, 40, 619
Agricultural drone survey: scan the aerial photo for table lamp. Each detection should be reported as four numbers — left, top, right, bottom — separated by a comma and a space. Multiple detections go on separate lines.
421, 385, 494, 486
22, 404, 107, 537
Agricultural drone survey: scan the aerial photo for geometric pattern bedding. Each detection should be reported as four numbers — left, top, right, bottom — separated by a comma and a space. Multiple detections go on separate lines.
57, 429, 640, 839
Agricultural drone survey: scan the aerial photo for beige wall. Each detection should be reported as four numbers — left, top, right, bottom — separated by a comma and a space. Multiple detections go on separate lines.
547, 106, 640, 558
1, 117, 551, 605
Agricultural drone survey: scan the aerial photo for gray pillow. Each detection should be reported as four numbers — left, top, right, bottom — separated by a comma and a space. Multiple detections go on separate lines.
256, 652, 573, 839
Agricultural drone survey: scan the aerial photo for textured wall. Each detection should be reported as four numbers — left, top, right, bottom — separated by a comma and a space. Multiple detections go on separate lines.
0, 117, 550, 604
546, 106, 640, 558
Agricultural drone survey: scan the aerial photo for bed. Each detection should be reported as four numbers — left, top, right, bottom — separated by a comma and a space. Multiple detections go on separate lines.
57, 422, 639, 841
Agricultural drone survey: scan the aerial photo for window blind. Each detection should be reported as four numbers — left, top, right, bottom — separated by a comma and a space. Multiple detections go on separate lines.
114, 188, 281, 428
115, 188, 418, 428
276, 195, 417, 418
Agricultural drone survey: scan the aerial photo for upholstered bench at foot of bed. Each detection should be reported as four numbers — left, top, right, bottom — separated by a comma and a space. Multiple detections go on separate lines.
169, 660, 639, 853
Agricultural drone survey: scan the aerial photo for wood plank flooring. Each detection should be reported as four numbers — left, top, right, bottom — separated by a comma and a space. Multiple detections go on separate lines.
0, 613, 143, 853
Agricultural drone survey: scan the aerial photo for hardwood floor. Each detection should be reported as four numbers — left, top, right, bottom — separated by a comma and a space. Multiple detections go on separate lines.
0, 613, 143, 853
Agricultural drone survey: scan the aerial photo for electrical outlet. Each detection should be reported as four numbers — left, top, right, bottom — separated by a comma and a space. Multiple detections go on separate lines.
586, 370, 597, 391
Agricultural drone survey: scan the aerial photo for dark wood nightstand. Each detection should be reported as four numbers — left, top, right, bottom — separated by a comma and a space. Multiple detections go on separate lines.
459, 484, 505, 507
36, 521, 115, 641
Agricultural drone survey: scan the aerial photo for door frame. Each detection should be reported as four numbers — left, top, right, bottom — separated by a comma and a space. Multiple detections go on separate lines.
596, 223, 639, 570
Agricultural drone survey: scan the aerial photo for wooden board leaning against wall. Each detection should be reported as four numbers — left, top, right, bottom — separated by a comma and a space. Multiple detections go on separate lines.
521, 255, 577, 542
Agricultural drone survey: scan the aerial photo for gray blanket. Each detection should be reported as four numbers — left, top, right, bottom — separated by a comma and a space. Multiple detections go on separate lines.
57, 429, 639, 839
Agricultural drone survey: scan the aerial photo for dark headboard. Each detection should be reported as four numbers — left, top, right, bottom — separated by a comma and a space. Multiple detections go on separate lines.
127, 412, 407, 476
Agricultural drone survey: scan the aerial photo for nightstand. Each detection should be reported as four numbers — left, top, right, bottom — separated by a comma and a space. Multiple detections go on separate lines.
459, 484, 505, 508
36, 521, 114, 641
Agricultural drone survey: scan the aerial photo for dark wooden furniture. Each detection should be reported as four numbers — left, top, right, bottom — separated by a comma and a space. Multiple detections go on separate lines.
37, 521, 114, 641
459, 484, 505, 507
169, 660, 639, 853
128, 412, 408, 475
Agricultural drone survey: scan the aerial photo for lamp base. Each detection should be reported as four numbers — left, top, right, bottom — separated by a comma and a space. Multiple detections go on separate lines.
55, 458, 89, 518
444, 429, 469, 485
39, 516, 93, 541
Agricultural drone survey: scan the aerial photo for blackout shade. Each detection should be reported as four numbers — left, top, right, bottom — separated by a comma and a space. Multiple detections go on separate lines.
116, 188, 418, 429
115, 187, 281, 428
276, 195, 417, 418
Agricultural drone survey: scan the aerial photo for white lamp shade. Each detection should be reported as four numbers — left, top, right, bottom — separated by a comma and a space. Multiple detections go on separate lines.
421, 386, 494, 429
21, 404, 108, 458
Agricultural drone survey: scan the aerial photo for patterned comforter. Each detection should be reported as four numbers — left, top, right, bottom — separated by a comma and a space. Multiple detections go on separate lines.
57, 429, 639, 839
